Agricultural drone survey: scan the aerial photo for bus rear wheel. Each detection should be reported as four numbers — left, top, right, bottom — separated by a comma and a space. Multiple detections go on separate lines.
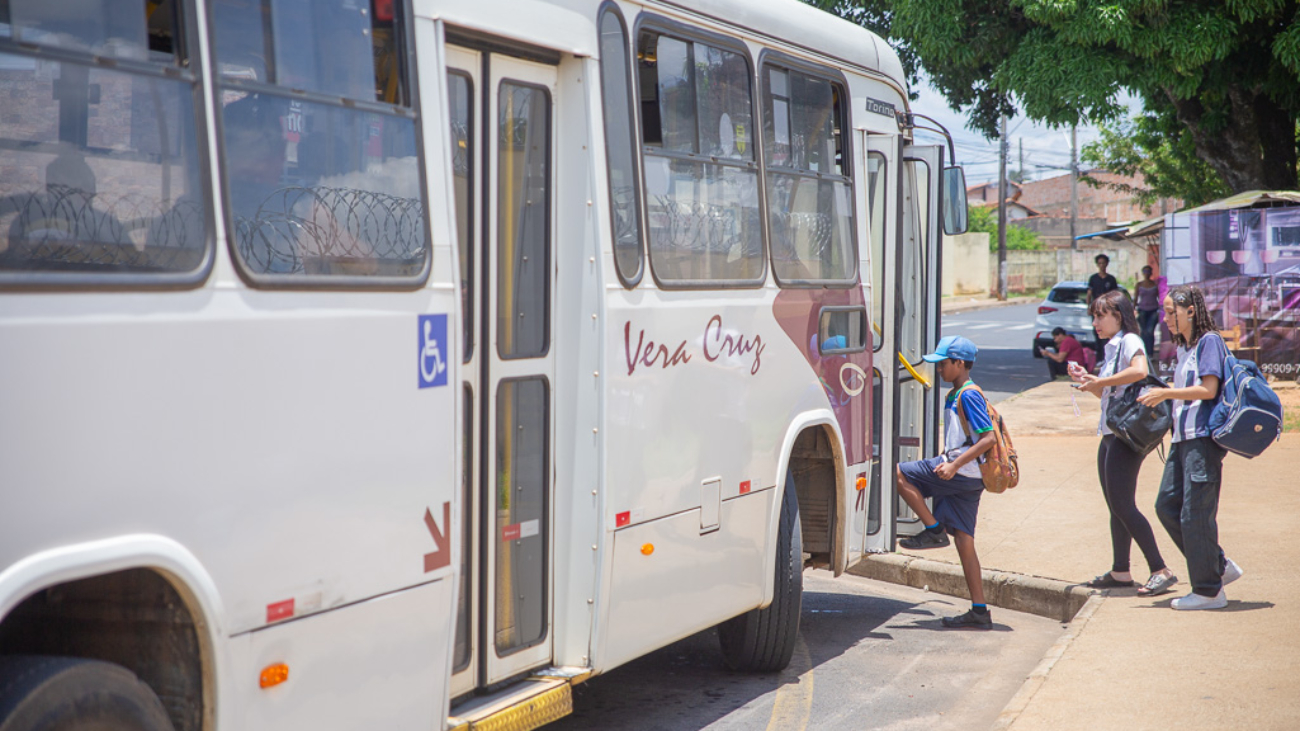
0, 656, 175, 731
717, 470, 803, 672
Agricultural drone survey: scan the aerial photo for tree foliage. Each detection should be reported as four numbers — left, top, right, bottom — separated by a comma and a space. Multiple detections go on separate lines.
966, 205, 1044, 251
811, 0, 1300, 194
1081, 111, 1232, 208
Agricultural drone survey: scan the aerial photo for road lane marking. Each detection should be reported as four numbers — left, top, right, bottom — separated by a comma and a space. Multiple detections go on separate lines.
967, 323, 1005, 330
764, 637, 813, 731
1005, 324, 1035, 330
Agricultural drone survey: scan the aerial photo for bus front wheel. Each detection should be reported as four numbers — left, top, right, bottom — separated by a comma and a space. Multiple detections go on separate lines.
717, 470, 803, 672
0, 656, 175, 731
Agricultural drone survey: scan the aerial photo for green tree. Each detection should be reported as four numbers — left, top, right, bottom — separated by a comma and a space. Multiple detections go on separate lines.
809, 0, 1300, 194
1082, 111, 1233, 208
966, 205, 1044, 251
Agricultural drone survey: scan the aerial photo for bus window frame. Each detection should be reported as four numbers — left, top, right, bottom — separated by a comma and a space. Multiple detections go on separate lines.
208, 0, 434, 291
596, 1, 645, 289
494, 78, 553, 362
900, 155, 932, 365
817, 305, 868, 355
448, 69, 476, 362
0, 4, 216, 291
756, 49, 858, 289
632, 14, 768, 291
867, 150, 887, 352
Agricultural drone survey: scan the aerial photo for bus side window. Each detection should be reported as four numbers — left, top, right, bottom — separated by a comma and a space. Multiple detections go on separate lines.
0, 0, 210, 284
762, 63, 856, 286
636, 29, 763, 286
211, 0, 429, 283
597, 5, 643, 287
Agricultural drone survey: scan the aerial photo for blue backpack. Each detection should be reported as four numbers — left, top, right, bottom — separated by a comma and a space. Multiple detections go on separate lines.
1208, 354, 1283, 458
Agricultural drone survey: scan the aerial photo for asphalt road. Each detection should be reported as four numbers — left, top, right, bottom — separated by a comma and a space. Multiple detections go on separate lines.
940, 303, 1050, 403
550, 572, 1064, 731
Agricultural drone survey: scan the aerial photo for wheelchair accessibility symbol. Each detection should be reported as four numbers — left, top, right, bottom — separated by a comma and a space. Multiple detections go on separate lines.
418, 314, 448, 389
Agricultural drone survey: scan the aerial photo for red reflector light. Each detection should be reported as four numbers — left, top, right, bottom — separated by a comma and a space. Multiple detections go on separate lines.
266, 599, 294, 623
739, 480, 751, 494
616, 511, 630, 527
375, 0, 395, 22
1038, 306, 1057, 315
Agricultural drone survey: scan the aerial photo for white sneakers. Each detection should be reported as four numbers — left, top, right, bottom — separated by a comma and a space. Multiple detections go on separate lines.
1172, 589, 1228, 610
1170, 559, 1242, 611
1222, 557, 1244, 586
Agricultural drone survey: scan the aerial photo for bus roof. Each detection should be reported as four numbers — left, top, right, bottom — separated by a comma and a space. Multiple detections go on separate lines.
658, 0, 904, 88
422, 0, 905, 97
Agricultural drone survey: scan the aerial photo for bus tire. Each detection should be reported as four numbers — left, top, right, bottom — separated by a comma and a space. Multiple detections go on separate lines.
717, 470, 803, 672
0, 656, 175, 731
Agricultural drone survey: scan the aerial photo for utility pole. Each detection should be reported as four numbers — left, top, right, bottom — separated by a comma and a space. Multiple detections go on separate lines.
1069, 125, 1078, 250
997, 114, 1008, 301
1018, 138, 1024, 183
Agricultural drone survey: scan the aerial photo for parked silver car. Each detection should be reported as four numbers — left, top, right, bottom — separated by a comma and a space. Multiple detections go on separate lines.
1032, 281, 1115, 357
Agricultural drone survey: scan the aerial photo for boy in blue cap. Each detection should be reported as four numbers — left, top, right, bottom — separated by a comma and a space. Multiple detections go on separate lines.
895, 335, 997, 628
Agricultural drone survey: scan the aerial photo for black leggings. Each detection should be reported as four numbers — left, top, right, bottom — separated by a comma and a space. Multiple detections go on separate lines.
1097, 435, 1167, 574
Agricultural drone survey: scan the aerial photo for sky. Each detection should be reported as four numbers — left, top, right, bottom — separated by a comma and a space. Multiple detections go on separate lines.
907, 78, 1128, 186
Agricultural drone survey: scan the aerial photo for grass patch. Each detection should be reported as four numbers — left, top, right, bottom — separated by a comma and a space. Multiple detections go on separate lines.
1275, 384, 1300, 433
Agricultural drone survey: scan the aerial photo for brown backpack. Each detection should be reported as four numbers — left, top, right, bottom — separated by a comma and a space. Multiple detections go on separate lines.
953, 382, 1020, 493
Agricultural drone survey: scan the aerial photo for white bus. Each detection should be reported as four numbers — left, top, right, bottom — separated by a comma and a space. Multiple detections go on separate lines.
0, 0, 964, 729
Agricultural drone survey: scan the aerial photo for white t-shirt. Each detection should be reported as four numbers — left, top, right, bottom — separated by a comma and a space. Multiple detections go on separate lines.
943, 385, 993, 479
1097, 332, 1147, 436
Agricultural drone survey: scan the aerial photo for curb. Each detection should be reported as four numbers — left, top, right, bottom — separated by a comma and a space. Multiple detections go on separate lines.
990, 593, 1104, 731
846, 552, 1096, 623
941, 296, 1036, 315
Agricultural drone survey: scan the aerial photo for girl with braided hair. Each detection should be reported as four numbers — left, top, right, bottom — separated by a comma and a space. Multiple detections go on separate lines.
1138, 286, 1244, 610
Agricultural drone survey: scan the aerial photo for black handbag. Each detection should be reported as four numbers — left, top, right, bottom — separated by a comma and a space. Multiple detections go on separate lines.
1105, 339, 1171, 455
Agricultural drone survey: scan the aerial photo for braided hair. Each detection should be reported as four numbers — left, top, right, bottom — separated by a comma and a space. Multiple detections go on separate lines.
1168, 285, 1216, 347
1088, 289, 1139, 335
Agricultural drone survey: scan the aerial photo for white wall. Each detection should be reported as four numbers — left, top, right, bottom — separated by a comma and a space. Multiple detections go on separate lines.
942, 232, 990, 296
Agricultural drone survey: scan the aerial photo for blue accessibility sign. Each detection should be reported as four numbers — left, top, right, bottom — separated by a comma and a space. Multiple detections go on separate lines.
418, 314, 449, 389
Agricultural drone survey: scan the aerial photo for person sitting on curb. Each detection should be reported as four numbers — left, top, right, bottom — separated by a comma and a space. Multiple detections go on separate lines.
1039, 327, 1090, 378
895, 335, 997, 629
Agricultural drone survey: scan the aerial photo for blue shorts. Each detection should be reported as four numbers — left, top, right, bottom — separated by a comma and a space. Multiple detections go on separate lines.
899, 456, 984, 537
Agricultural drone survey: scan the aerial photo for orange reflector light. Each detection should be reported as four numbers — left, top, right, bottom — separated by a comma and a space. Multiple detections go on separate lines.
641, 543, 654, 556
260, 663, 289, 689
856, 476, 867, 491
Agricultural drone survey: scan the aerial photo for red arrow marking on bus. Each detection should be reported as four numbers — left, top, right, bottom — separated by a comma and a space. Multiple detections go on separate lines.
424, 502, 451, 573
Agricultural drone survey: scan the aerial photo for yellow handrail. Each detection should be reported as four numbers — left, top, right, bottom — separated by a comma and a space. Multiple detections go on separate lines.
898, 353, 932, 390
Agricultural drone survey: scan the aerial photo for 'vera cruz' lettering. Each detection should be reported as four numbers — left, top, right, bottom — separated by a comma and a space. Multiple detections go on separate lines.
703, 315, 765, 375
624, 321, 691, 376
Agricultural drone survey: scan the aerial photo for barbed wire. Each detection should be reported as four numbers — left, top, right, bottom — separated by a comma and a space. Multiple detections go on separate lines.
235, 186, 426, 275
1, 185, 427, 276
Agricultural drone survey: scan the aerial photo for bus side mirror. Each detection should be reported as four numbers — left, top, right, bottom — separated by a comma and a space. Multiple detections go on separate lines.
942, 166, 968, 235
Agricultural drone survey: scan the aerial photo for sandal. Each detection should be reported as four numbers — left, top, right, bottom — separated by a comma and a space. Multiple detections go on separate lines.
1084, 572, 1135, 589
1137, 572, 1179, 596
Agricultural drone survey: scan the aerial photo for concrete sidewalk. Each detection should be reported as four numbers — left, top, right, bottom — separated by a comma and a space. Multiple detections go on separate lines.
852, 380, 1300, 730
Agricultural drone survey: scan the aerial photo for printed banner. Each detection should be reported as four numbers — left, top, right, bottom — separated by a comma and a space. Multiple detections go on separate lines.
1161, 207, 1300, 377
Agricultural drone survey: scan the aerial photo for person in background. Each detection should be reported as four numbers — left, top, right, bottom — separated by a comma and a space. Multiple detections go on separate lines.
1135, 265, 1161, 357
1039, 327, 1089, 378
1073, 290, 1177, 596
1137, 286, 1243, 610
1087, 253, 1118, 305
894, 336, 997, 629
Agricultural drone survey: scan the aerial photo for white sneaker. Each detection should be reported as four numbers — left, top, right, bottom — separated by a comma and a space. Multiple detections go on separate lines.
1171, 590, 1227, 610
1223, 557, 1243, 586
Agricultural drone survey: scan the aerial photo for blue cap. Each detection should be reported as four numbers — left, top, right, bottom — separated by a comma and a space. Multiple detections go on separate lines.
922, 335, 978, 363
